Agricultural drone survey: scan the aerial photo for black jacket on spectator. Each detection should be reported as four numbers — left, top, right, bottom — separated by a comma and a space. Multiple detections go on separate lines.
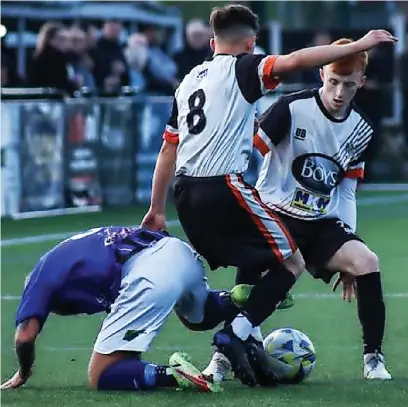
1, 53, 25, 87
142, 63, 175, 96
173, 45, 211, 80
28, 45, 78, 95
91, 37, 129, 89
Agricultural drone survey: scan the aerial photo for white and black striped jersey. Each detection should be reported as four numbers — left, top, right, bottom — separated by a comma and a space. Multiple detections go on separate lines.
163, 53, 281, 177
255, 88, 373, 221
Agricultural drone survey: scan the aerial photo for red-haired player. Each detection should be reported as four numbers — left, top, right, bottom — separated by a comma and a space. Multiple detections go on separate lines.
204, 38, 392, 381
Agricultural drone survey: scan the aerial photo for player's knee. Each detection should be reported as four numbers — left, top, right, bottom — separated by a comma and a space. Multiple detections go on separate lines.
88, 351, 121, 390
349, 249, 379, 276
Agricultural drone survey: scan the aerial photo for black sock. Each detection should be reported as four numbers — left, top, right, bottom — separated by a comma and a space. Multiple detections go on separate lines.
242, 264, 296, 326
235, 267, 263, 285
356, 272, 385, 354
177, 290, 240, 330
154, 365, 178, 388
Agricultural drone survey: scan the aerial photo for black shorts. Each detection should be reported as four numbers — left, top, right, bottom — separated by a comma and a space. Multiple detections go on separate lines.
173, 174, 297, 271
277, 214, 364, 283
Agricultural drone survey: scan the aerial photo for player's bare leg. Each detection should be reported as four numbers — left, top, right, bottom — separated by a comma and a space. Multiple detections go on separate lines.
327, 240, 391, 380
88, 350, 136, 389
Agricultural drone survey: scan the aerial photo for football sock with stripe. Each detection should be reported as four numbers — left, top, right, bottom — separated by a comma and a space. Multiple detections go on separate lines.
356, 272, 385, 354
97, 360, 177, 391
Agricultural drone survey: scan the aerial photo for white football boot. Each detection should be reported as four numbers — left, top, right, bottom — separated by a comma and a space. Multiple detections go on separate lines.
202, 351, 232, 383
363, 352, 392, 380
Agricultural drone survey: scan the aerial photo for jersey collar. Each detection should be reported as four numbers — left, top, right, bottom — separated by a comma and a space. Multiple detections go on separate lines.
314, 88, 352, 123
206, 53, 232, 61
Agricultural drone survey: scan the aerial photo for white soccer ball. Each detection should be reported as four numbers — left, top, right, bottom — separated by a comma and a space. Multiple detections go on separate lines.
263, 327, 316, 384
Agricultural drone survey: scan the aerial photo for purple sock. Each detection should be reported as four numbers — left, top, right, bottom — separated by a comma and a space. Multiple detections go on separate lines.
97, 359, 178, 391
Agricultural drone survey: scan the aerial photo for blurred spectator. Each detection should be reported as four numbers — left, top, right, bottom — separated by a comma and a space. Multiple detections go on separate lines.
173, 19, 211, 80
401, 34, 408, 144
141, 24, 178, 95
253, 44, 266, 55
301, 32, 332, 86
86, 24, 100, 51
67, 25, 96, 91
28, 22, 79, 95
1, 53, 24, 87
125, 33, 148, 92
355, 47, 390, 135
92, 19, 129, 92
354, 47, 392, 178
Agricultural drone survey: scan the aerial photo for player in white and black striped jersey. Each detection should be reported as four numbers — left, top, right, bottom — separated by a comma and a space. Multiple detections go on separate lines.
142, 4, 397, 386
237, 38, 391, 380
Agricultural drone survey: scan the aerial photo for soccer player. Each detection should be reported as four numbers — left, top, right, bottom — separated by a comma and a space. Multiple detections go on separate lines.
205, 37, 392, 381
141, 4, 396, 386
1, 226, 243, 392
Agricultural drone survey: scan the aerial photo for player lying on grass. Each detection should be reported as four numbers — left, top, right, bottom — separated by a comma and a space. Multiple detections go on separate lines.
204, 38, 391, 381
1, 226, 250, 392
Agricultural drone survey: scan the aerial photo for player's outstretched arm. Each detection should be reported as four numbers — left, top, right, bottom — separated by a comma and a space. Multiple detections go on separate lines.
1, 318, 40, 389
272, 29, 397, 76
142, 141, 177, 230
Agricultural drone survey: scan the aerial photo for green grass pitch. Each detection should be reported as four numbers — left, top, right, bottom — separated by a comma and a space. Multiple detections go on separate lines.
1, 192, 408, 407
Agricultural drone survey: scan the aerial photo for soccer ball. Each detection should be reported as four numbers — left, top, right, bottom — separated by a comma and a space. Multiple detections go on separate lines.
263, 328, 316, 384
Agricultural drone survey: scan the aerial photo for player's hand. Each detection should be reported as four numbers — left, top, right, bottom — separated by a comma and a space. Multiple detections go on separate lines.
1, 370, 31, 390
357, 30, 397, 51
332, 272, 357, 302
141, 208, 166, 230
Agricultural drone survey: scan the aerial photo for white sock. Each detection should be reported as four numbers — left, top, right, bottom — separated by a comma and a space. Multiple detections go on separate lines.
250, 326, 263, 342
231, 313, 252, 340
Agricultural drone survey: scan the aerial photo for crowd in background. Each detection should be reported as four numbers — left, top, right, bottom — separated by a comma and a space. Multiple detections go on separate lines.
1, 19, 212, 96
1, 19, 408, 147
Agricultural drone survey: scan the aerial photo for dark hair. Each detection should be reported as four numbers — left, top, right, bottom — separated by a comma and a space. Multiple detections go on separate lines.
209, 4, 259, 40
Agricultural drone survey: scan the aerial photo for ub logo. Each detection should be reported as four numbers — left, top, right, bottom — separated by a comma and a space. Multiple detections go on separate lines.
294, 127, 307, 141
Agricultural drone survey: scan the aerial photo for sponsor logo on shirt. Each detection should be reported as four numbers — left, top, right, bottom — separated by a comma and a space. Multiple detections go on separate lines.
292, 153, 343, 195
290, 187, 330, 214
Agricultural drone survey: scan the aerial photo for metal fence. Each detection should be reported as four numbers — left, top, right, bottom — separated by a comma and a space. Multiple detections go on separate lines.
1, 89, 407, 219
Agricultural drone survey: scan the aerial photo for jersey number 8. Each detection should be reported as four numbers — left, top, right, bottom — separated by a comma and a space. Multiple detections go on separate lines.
187, 89, 206, 135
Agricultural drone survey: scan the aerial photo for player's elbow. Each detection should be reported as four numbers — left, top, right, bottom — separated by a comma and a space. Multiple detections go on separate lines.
15, 318, 40, 343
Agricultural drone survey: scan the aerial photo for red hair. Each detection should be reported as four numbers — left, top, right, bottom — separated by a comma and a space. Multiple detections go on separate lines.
328, 38, 368, 75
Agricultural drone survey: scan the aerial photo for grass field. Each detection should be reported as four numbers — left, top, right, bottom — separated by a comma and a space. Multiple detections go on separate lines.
1, 192, 408, 407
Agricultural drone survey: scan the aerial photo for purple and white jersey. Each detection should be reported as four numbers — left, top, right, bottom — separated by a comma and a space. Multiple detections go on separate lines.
16, 227, 169, 329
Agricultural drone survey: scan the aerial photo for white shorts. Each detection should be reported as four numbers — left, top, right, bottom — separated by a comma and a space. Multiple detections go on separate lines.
93, 237, 209, 354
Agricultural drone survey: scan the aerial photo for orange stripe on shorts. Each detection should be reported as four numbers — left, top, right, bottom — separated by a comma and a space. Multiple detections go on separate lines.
225, 174, 283, 262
